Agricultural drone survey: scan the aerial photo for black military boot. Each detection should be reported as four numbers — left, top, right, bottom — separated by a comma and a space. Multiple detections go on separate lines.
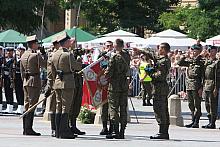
191, 118, 199, 128
106, 122, 120, 139
150, 125, 169, 140
50, 113, 56, 137
23, 111, 41, 136
119, 124, 126, 139
70, 118, 86, 135
204, 116, 216, 129
59, 113, 75, 139
55, 113, 61, 138
185, 113, 195, 128
100, 121, 109, 135
202, 115, 211, 128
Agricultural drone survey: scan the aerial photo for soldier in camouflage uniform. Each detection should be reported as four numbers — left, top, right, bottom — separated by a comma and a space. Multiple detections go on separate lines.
148, 43, 171, 140
105, 39, 130, 139
98, 41, 114, 135
178, 44, 205, 128
202, 46, 219, 129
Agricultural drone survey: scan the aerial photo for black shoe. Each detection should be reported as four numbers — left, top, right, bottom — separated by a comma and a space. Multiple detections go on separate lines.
71, 127, 86, 135
191, 123, 199, 128
23, 129, 41, 136
150, 133, 169, 140
146, 102, 153, 106
100, 128, 109, 135
203, 124, 216, 129
185, 122, 194, 128
106, 133, 120, 139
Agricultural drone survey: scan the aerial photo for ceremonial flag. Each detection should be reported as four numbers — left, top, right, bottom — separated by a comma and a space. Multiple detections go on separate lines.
82, 56, 109, 108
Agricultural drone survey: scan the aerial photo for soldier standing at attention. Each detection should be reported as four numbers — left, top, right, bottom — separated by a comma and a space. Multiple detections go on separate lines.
148, 43, 171, 140
178, 44, 205, 128
51, 32, 81, 139
20, 35, 47, 136
202, 46, 219, 129
105, 39, 130, 139
14, 44, 26, 114
44, 37, 60, 137
69, 38, 86, 136
3, 47, 15, 114
99, 41, 114, 135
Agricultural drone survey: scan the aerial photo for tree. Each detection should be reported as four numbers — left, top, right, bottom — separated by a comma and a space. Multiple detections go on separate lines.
0, 0, 60, 34
62, 0, 180, 36
159, 0, 220, 41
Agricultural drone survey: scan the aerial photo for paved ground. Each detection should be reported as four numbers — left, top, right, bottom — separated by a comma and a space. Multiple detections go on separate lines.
1, 97, 220, 147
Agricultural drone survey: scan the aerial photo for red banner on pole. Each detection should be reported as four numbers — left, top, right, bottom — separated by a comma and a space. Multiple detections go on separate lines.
82, 57, 109, 108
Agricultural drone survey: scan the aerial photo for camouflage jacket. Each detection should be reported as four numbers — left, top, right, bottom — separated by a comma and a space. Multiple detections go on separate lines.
203, 58, 219, 91
151, 55, 171, 96
105, 50, 130, 92
177, 55, 205, 90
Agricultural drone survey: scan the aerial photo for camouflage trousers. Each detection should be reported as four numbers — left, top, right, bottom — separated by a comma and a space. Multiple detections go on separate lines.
153, 94, 170, 125
108, 91, 128, 126
187, 90, 202, 118
101, 102, 109, 122
203, 91, 218, 118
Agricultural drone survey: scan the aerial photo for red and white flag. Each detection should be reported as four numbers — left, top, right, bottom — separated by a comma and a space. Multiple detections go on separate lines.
82, 56, 109, 108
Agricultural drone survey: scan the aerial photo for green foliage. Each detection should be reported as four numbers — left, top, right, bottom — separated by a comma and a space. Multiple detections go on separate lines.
0, 0, 60, 34
78, 105, 96, 124
159, 1, 220, 41
74, 0, 180, 35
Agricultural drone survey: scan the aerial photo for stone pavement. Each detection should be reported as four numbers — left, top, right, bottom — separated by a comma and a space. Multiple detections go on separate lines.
0, 97, 220, 147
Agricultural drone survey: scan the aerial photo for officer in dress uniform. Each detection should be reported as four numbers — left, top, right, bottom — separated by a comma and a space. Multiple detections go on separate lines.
178, 44, 205, 128
14, 44, 25, 114
20, 35, 47, 136
3, 47, 15, 113
44, 36, 60, 137
202, 46, 219, 129
51, 32, 81, 139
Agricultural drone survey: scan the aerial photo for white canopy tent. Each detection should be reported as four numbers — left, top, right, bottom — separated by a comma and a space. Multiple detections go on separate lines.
85, 30, 146, 48
206, 35, 220, 46
132, 29, 201, 50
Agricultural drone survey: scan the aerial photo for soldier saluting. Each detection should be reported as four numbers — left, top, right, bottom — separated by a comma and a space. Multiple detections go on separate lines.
20, 35, 47, 136
51, 32, 81, 139
178, 44, 205, 128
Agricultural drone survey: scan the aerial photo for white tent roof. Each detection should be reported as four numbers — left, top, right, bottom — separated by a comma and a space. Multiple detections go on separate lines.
153, 29, 187, 38
206, 35, 220, 45
144, 37, 198, 50
85, 30, 145, 48
103, 30, 138, 37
